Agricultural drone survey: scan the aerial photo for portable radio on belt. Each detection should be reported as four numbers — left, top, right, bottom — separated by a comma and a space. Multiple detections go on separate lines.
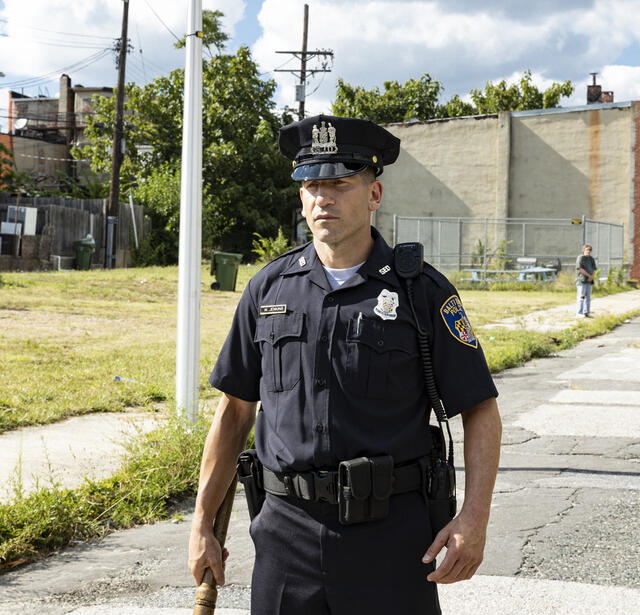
393, 242, 457, 535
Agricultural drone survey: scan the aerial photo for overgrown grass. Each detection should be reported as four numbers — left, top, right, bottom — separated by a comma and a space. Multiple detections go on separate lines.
480, 310, 640, 373
0, 263, 580, 433
0, 264, 261, 433
0, 410, 211, 566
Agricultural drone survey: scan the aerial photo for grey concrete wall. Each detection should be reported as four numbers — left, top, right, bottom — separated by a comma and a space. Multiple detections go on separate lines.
378, 116, 500, 243
378, 103, 636, 266
13, 137, 68, 188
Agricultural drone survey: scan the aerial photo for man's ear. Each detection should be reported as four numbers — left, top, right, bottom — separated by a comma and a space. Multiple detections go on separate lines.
368, 180, 383, 212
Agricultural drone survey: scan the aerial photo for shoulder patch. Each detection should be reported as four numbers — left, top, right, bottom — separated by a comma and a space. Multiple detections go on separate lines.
440, 295, 478, 348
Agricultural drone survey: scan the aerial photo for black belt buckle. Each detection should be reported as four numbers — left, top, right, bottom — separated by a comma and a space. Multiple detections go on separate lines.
314, 470, 338, 504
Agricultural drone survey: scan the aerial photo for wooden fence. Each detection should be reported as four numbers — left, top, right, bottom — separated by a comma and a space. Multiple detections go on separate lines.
0, 195, 144, 269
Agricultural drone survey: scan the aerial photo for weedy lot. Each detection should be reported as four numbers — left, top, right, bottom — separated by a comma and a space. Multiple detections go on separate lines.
0, 265, 573, 432
0, 265, 637, 566
0, 266, 621, 433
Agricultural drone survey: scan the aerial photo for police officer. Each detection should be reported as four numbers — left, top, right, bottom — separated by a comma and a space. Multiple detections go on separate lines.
189, 115, 502, 614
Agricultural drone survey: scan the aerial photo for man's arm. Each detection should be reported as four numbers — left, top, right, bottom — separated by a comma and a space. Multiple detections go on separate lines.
578, 267, 593, 281
577, 256, 594, 281
422, 396, 502, 583
188, 393, 258, 586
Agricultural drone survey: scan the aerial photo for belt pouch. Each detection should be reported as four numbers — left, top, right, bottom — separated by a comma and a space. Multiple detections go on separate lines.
237, 449, 266, 521
369, 455, 394, 520
338, 457, 371, 525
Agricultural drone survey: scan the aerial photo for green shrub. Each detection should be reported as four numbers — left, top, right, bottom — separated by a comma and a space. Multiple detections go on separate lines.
252, 227, 292, 263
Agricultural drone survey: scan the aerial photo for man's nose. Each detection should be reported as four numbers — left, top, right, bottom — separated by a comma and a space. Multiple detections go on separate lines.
314, 186, 335, 205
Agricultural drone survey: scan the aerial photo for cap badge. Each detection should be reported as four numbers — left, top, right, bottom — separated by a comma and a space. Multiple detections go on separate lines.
311, 121, 338, 155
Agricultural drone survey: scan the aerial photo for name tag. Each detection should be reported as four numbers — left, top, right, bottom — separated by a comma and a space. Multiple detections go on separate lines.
259, 304, 287, 315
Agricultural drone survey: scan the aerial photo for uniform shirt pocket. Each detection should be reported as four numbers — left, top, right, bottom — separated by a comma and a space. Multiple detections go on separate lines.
346, 316, 420, 399
254, 312, 304, 392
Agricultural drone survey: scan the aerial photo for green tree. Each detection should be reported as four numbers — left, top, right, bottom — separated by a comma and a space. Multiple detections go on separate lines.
470, 70, 574, 114
442, 94, 476, 118
174, 9, 229, 57
332, 70, 574, 123
332, 74, 444, 123
76, 22, 298, 262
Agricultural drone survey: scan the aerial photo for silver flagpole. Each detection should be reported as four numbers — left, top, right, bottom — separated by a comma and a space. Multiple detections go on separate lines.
176, 0, 203, 423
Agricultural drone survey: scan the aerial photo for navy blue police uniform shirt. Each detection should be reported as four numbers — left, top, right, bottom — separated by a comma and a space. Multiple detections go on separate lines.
210, 228, 498, 473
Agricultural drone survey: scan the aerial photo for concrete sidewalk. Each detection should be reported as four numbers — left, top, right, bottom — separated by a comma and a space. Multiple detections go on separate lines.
63, 574, 640, 614
481, 287, 640, 332
0, 412, 159, 502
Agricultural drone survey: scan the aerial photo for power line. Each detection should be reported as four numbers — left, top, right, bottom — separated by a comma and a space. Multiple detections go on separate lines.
136, 22, 148, 81
1, 49, 111, 89
259, 55, 295, 77
30, 39, 112, 50
0, 18, 114, 40
142, 0, 180, 42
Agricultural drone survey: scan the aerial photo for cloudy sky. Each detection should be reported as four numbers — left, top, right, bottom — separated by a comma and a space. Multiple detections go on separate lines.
2, 0, 640, 131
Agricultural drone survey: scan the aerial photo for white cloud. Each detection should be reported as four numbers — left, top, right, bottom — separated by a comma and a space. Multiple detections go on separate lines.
0, 0, 246, 129
599, 65, 640, 102
2, 0, 640, 133
253, 0, 640, 116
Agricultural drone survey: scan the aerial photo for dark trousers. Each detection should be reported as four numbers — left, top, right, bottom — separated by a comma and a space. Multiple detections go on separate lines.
250, 492, 441, 615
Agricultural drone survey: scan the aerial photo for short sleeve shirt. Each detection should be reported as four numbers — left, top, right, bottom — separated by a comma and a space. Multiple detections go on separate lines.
210, 228, 498, 473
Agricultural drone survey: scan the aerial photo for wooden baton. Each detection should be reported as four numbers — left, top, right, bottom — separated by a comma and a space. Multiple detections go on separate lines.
193, 473, 239, 615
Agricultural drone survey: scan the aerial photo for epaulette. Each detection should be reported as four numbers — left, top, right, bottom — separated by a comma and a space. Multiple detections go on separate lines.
258, 241, 311, 274
420, 261, 450, 289
270, 242, 310, 264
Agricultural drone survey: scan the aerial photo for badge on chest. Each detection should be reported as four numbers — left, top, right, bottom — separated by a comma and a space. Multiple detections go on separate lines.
374, 289, 399, 321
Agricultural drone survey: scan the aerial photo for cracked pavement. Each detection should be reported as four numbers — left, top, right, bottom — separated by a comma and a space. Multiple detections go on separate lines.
1, 317, 639, 614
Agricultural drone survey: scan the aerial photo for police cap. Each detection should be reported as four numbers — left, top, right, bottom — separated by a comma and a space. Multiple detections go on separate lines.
278, 114, 401, 181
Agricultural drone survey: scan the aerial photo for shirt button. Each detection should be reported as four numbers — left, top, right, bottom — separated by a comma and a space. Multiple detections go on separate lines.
377, 339, 384, 346
315, 423, 324, 433
327, 296, 335, 303
320, 335, 328, 343
315, 377, 326, 387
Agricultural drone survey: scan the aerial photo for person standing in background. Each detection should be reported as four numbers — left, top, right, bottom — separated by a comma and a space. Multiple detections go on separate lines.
576, 244, 597, 317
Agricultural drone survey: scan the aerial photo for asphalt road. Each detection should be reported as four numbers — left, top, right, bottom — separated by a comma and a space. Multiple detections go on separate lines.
1, 316, 639, 614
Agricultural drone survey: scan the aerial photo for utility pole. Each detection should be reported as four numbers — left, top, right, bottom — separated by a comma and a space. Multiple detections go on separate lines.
298, 4, 308, 120
275, 3, 333, 121
107, 0, 130, 268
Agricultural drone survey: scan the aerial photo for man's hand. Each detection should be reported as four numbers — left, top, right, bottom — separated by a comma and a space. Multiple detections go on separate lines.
188, 523, 229, 586
422, 511, 487, 584
421, 397, 501, 584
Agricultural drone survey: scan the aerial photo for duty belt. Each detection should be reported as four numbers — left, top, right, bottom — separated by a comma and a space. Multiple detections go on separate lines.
261, 455, 430, 525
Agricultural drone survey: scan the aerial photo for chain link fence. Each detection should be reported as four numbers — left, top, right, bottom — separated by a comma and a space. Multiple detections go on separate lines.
393, 216, 624, 275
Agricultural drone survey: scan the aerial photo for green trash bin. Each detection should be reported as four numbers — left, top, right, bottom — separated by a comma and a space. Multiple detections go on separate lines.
211, 251, 243, 291
74, 234, 96, 270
